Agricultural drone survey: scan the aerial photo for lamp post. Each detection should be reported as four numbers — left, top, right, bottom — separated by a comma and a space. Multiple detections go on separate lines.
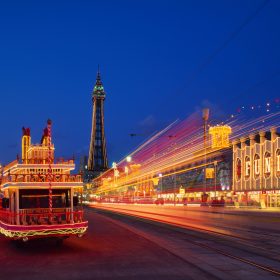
173, 171, 176, 206
214, 160, 218, 199
167, 135, 177, 206
202, 108, 209, 203
124, 166, 129, 181
172, 144, 177, 206
158, 173, 163, 198
125, 156, 132, 201
112, 161, 118, 186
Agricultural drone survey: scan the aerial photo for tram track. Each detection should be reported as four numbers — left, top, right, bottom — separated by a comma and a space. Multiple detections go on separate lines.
89, 205, 280, 244
90, 204, 280, 245
92, 211, 228, 280
90, 205, 280, 278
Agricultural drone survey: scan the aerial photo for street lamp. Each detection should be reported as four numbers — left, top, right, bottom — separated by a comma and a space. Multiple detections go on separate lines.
202, 108, 209, 203
124, 166, 129, 186
124, 166, 129, 176
214, 160, 218, 199
126, 156, 132, 163
112, 162, 118, 186
167, 135, 177, 206
158, 173, 163, 198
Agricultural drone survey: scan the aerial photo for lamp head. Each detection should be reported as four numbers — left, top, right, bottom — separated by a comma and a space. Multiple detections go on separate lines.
202, 108, 209, 121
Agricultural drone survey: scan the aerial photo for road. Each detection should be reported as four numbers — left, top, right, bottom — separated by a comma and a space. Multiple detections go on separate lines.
90, 203, 280, 245
0, 206, 280, 280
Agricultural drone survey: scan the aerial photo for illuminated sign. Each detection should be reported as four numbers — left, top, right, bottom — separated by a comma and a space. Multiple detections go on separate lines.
236, 150, 280, 179
245, 156, 250, 178
254, 154, 260, 178
151, 178, 159, 186
209, 125, 232, 149
236, 158, 241, 181
179, 187, 185, 195
205, 168, 214, 179
264, 153, 271, 177
277, 151, 280, 174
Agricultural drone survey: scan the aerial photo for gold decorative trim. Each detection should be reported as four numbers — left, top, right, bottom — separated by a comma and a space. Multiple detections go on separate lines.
0, 226, 87, 238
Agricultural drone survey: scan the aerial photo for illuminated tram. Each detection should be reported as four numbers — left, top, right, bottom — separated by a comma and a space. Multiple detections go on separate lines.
0, 120, 88, 242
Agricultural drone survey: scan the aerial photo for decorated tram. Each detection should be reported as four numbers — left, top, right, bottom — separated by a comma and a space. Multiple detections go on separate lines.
0, 120, 88, 242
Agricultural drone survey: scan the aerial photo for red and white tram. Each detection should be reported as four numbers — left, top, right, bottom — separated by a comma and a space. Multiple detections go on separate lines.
0, 120, 88, 242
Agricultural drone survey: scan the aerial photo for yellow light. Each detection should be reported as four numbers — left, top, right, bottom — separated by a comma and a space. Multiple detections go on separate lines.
205, 168, 214, 178
209, 125, 232, 148
0, 225, 87, 238
130, 164, 141, 172
151, 178, 159, 186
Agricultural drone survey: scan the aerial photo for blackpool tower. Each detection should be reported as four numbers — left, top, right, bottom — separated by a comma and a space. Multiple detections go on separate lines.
87, 68, 108, 179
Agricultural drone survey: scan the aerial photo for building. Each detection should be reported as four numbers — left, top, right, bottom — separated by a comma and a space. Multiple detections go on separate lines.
86, 68, 108, 181
152, 148, 232, 204
233, 128, 280, 207
91, 145, 232, 205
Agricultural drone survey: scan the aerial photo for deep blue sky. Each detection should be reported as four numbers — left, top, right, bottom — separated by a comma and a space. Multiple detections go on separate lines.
0, 0, 279, 166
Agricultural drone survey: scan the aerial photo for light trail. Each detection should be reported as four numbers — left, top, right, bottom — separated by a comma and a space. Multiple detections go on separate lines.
93, 111, 280, 195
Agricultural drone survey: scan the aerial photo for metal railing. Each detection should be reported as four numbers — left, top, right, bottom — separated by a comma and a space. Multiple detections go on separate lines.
0, 208, 84, 226
1, 174, 82, 184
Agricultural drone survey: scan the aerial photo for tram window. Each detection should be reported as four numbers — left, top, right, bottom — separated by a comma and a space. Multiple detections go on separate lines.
73, 196, 78, 206
19, 189, 70, 209
2, 198, 9, 208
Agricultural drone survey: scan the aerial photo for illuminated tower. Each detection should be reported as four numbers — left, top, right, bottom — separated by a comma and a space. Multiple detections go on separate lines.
87, 69, 108, 179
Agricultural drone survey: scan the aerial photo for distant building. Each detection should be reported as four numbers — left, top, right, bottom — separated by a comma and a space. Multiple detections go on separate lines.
156, 149, 232, 203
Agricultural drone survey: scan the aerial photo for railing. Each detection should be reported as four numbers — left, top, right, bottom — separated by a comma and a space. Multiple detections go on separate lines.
3, 158, 75, 170
55, 158, 75, 164
23, 158, 75, 164
0, 208, 84, 226
1, 174, 82, 184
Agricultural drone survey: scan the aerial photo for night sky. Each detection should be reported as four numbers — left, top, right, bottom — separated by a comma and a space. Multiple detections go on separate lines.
0, 0, 279, 167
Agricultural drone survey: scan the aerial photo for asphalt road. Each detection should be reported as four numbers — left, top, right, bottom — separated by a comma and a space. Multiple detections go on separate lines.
1, 208, 280, 280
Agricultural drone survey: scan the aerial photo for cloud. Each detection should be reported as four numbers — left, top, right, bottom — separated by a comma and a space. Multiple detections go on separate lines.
139, 115, 156, 128
194, 99, 228, 121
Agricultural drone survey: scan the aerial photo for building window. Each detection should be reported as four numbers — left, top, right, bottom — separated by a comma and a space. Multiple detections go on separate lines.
236, 158, 241, 181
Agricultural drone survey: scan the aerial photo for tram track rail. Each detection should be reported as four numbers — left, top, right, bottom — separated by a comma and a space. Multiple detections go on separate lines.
90, 205, 280, 278
92, 211, 226, 280
89, 205, 279, 243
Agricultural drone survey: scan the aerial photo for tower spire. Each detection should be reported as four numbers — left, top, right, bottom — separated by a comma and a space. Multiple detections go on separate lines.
93, 66, 105, 99
87, 67, 108, 180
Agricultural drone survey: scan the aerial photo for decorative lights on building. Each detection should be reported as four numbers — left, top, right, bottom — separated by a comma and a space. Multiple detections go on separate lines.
209, 125, 232, 149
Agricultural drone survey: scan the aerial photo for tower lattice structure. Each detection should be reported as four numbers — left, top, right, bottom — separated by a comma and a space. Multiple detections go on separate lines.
87, 69, 108, 179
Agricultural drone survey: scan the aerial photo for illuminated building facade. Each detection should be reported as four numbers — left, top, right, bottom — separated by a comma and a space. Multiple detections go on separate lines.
90, 110, 280, 208
87, 69, 108, 181
157, 150, 232, 203
91, 148, 232, 204
233, 128, 280, 207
